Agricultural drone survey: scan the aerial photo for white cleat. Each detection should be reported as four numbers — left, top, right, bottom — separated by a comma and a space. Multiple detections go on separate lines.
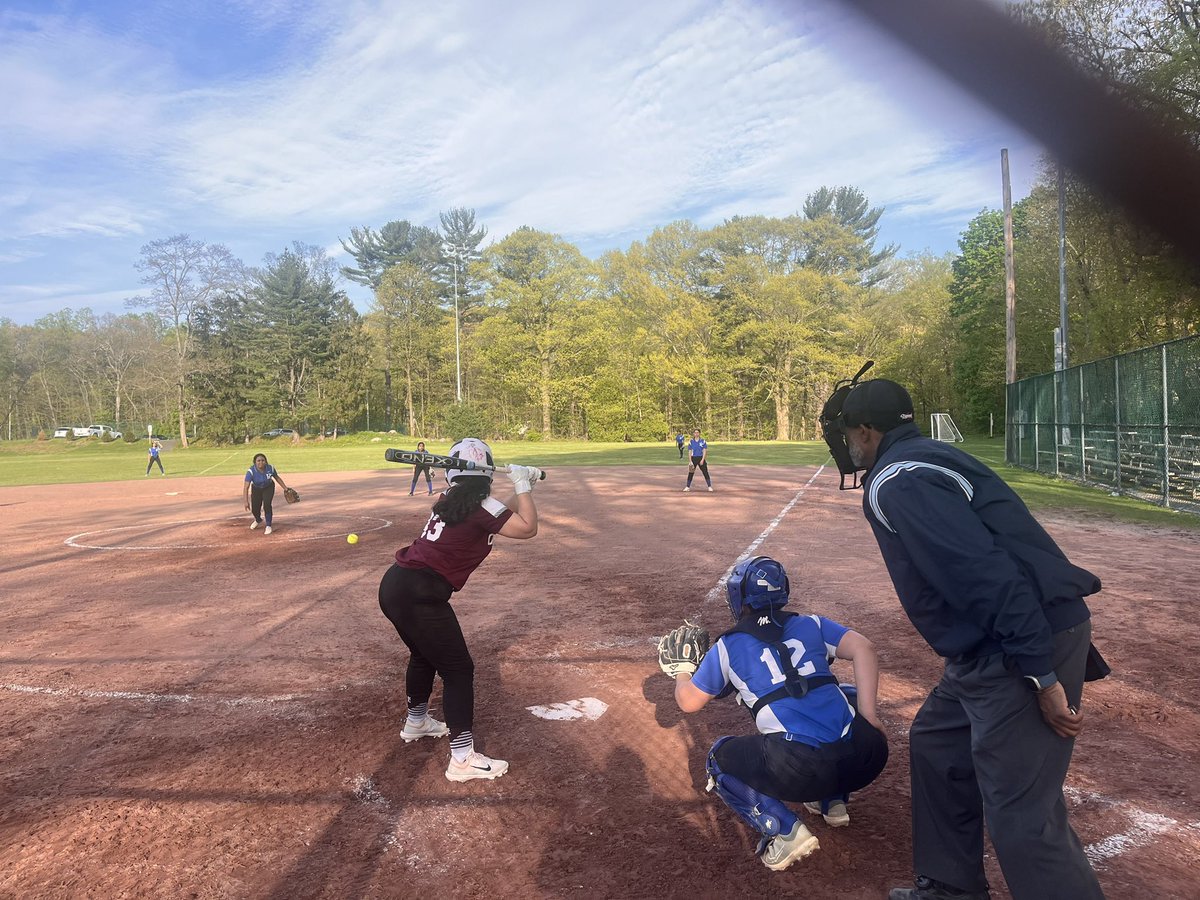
683, 486, 691, 492
250, 521, 259, 530
761, 822, 820, 871
264, 525, 272, 535
445, 751, 509, 782
400, 716, 449, 743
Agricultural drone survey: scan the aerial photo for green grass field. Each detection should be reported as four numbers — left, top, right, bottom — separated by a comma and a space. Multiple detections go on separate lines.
1, 433, 1195, 530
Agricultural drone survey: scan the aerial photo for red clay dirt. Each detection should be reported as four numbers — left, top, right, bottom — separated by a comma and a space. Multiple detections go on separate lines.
1, 464, 1198, 899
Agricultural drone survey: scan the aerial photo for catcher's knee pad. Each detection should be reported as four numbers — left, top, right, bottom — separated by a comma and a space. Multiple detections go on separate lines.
705, 737, 797, 842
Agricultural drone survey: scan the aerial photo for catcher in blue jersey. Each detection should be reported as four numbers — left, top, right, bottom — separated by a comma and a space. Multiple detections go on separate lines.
659, 556, 888, 871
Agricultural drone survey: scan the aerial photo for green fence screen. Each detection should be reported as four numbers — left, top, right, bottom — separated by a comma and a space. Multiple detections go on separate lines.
1006, 335, 1200, 514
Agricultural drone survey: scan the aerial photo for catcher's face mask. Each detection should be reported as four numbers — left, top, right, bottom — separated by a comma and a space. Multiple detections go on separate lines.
819, 361, 874, 491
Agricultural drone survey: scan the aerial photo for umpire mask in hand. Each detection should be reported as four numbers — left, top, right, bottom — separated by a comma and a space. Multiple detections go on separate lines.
819, 361, 875, 491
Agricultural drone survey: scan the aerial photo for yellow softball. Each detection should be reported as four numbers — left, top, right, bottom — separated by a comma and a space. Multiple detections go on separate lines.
347, 533, 359, 545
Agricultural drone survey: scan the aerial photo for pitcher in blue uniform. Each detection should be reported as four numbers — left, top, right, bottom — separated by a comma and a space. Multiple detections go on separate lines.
670, 556, 888, 871
242, 452, 292, 535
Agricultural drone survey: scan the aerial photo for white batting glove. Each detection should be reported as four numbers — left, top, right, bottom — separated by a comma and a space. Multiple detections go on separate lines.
507, 464, 533, 494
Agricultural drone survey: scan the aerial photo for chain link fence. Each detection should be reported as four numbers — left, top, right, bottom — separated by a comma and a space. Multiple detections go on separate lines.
1007, 334, 1200, 514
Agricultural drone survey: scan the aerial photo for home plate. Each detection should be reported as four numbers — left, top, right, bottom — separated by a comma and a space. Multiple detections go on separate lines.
527, 698, 608, 721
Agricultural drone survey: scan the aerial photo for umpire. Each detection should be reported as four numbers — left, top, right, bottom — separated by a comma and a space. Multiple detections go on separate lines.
825, 378, 1105, 900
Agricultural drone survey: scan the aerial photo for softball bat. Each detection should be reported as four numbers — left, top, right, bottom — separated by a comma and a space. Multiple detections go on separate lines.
384, 448, 547, 480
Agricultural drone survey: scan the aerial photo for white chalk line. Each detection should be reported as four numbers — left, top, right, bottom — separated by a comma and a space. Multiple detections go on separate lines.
195, 452, 239, 476
1, 681, 299, 707
1064, 785, 1199, 867
64, 514, 392, 551
702, 464, 828, 606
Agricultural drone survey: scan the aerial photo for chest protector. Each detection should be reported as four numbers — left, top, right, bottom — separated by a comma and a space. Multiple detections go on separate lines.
722, 610, 839, 718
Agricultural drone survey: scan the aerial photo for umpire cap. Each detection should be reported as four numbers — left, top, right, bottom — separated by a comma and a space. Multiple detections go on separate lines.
841, 379, 914, 432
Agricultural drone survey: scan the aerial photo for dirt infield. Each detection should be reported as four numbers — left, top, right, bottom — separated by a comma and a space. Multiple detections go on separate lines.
1, 465, 1198, 899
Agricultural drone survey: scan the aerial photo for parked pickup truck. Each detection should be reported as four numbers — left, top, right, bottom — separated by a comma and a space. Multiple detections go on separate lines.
86, 425, 122, 439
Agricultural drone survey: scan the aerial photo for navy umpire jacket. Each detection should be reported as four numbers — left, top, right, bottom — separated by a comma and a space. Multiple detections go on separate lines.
860, 424, 1099, 678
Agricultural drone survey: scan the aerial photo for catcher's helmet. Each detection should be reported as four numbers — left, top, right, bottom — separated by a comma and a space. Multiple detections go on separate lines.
725, 556, 790, 620
445, 437, 494, 485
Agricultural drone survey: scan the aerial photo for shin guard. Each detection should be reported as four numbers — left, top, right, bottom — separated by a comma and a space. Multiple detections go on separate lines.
706, 737, 798, 854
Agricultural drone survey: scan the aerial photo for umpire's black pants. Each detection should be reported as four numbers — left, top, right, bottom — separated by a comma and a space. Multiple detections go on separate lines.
378, 564, 474, 737
909, 620, 1104, 899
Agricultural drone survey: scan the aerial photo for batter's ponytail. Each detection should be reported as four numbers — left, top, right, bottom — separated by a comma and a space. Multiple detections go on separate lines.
433, 478, 492, 525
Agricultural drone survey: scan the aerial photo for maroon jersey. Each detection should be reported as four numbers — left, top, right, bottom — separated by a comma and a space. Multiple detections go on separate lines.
394, 495, 514, 591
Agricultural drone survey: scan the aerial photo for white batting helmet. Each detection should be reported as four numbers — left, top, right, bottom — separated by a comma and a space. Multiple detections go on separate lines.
445, 437, 494, 485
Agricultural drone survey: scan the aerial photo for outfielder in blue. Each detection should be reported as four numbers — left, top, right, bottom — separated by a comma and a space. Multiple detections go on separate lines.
671, 556, 888, 871
827, 377, 1106, 900
684, 428, 712, 491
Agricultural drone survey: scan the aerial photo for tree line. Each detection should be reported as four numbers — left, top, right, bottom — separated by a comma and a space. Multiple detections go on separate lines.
2, 1, 1195, 445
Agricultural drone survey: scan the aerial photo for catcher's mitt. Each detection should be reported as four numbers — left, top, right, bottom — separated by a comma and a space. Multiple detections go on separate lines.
283, 487, 300, 504
657, 620, 711, 678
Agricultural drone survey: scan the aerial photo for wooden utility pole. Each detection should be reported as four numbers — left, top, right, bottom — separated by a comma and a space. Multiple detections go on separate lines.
1057, 164, 1069, 370
1002, 149, 1016, 384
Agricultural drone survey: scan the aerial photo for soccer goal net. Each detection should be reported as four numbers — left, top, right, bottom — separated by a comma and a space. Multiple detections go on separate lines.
931, 413, 964, 443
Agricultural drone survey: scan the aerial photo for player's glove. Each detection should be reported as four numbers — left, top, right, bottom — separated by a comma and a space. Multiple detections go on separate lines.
657, 620, 711, 678
507, 464, 534, 494
284, 487, 300, 504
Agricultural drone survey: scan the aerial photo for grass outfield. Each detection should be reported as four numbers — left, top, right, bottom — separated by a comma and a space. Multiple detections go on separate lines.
1, 433, 1195, 530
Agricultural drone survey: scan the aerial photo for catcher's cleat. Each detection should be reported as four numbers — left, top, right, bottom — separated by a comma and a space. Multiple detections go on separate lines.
888, 876, 991, 900
445, 751, 509, 782
760, 821, 819, 871
264, 525, 272, 535
400, 716, 449, 743
250, 520, 259, 530
804, 799, 850, 827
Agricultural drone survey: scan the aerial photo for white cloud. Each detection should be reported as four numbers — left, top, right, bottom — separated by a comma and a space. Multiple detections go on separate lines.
0, 0, 1044, 323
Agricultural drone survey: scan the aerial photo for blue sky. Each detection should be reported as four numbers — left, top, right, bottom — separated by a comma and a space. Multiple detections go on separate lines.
0, 0, 1042, 324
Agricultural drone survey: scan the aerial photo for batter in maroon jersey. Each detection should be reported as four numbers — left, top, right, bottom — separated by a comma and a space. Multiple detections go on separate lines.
378, 437, 542, 783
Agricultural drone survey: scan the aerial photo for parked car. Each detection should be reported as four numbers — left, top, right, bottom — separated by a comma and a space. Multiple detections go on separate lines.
52, 426, 74, 438
262, 428, 296, 438
72, 426, 93, 438
87, 424, 122, 439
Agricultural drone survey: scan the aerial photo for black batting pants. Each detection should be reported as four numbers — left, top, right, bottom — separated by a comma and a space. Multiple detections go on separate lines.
378, 564, 474, 736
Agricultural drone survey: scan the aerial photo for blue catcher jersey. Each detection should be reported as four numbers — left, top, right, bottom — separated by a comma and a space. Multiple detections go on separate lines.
691, 614, 854, 746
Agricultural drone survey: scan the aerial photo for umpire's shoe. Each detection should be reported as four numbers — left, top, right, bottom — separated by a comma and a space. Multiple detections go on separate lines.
889, 876, 990, 900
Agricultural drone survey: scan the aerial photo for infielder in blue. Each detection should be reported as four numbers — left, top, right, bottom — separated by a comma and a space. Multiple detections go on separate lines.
668, 556, 888, 871
684, 428, 712, 491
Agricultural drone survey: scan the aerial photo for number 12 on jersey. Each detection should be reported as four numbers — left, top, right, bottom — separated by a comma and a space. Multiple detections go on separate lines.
760, 640, 817, 684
